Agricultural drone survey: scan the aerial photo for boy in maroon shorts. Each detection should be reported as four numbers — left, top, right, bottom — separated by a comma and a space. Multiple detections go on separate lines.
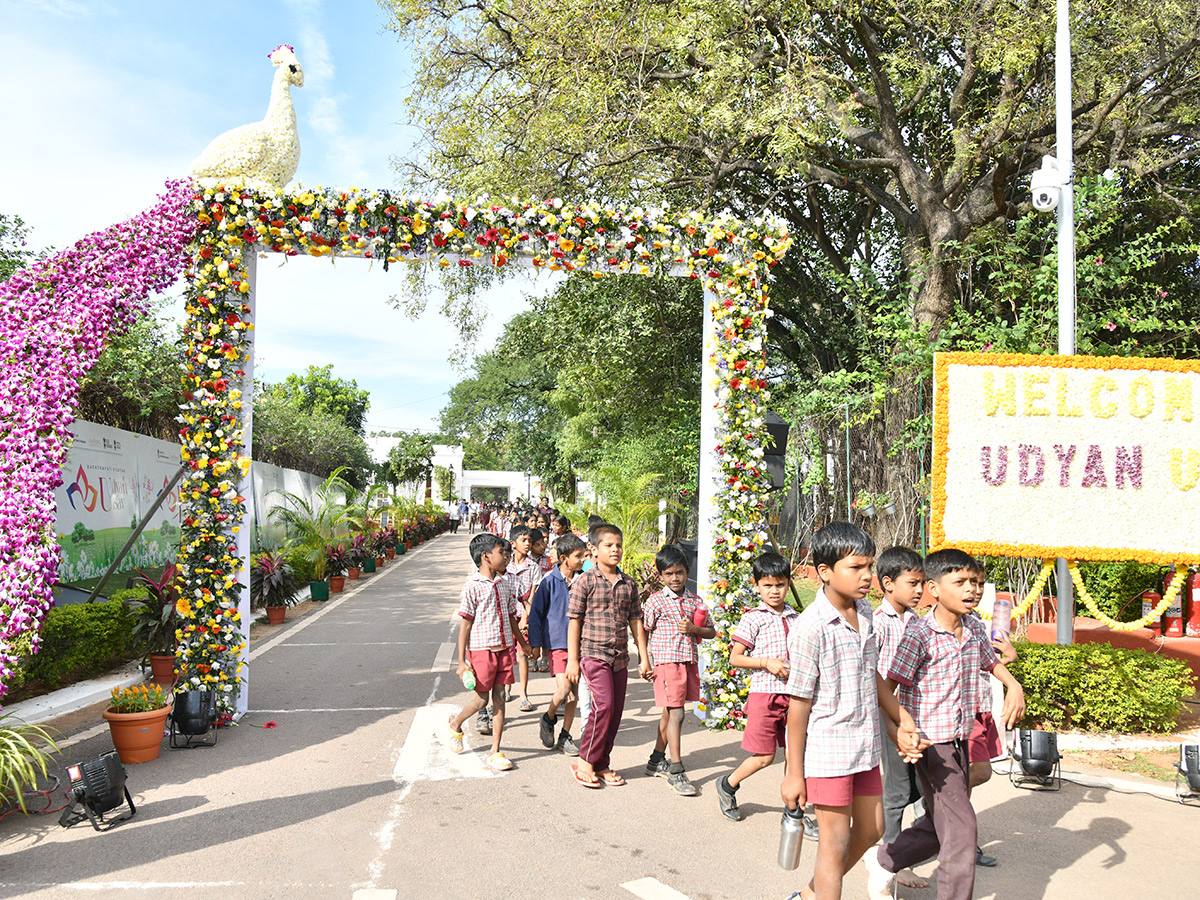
446, 533, 533, 772
781, 522, 921, 900
641, 545, 716, 796
529, 533, 589, 755
714, 551, 800, 821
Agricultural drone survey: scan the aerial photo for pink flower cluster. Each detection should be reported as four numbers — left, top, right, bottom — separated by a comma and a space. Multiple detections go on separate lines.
0, 179, 197, 701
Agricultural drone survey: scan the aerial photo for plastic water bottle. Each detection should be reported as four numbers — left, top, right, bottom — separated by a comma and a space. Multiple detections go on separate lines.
461, 669, 476, 691
991, 594, 1013, 642
778, 805, 805, 870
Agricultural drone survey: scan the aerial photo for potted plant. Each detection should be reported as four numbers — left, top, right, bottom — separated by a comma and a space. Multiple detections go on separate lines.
251, 551, 300, 624
103, 683, 171, 764
371, 531, 388, 568
269, 468, 351, 603
381, 526, 399, 559
877, 492, 897, 516
326, 543, 349, 593
127, 565, 179, 684
852, 489, 876, 518
348, 533, 369, 578
0, 711, 59, 811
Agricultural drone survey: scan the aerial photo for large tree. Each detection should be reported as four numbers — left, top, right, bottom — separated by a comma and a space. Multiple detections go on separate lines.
382, 0, 1200, 337
272, 364, 371, 436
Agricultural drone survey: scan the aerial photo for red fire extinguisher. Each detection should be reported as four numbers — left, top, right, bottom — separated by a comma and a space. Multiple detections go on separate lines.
1142, 588, 1163, 636
1163, 567, 1187, 638
1186, 568, 1200, 638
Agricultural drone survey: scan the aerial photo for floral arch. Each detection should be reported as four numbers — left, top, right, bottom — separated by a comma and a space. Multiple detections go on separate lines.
0, 179, 791, 728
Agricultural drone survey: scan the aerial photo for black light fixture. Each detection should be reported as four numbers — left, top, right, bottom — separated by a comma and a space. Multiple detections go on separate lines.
762, 412, 790, 491
58, 751, 135, 831
1008, 728, 1062, 791
170, 690, 218, 749
1176, 744, 1200, 804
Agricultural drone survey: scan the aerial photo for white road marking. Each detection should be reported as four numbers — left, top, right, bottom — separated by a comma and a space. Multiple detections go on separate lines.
392, 704, 497, 783
431, 642, 456, 672
621, 877, 695, 900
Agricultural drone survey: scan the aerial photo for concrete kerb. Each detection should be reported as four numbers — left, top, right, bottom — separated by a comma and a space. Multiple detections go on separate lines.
1, 539, 434, 729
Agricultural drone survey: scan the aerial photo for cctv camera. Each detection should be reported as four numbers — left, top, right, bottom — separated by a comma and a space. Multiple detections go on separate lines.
1030, 155, 1063, 214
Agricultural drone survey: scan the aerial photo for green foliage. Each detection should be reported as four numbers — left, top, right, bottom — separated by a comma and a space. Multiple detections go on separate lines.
25, 601, 136, 688
254, 389, 374, 487
272, 364, 371, 436
250, 551, 301, 609
76, 297, 187, 441
126, 565, 179, 657
1010, 642, 1196, 733
1076, 560, 1164, 622
0, 213, 42, 282
107, 586, 149, 603
434, 465, 456, 503
0, 712, 59, 813
268, 467, 353, 582
381, 430, 436, 487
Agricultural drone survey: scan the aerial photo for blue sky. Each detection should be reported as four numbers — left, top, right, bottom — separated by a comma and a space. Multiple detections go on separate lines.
0, 0, 555, 434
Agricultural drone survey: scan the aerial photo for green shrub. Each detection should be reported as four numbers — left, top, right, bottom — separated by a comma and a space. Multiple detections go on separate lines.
1076, 560, 1163, 622
283, 546, 318, 584
25, 601, 137, 688
107, 587, 149, 603
1011, 642, 1196, 733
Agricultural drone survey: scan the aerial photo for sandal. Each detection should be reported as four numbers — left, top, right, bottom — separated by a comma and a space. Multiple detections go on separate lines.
599, 770, 626, 786
487, 751, 514, 771
444, 718, 463, 754
571, 763, 601, 788
519, 699, 535, 712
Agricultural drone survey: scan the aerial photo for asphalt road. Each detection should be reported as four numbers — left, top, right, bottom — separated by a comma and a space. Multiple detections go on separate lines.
2, 531, 1196, 900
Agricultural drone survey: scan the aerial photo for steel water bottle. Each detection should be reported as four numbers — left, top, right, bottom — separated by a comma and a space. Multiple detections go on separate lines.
778, 805, 805, 870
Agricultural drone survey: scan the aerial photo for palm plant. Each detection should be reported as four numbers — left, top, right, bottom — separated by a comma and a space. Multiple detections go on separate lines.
269, 467, 352, 582
0, 712, 59, 813
590, 468, 680, 568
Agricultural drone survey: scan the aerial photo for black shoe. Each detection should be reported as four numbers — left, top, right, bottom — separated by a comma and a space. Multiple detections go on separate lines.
715, 774, 741, 821
976, 846, 997, 867
646, 756, 669, 778
557, 731, 580, 756
539, 712, 557, 749
803, 814, 819, 841
668, 769, 698, 796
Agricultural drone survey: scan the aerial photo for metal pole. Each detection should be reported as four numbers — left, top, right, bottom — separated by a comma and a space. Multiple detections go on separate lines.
844, 403, 852, 518
1055, 0, 1076, 645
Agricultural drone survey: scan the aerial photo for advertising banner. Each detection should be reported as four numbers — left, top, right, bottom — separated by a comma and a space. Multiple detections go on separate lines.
932, 352, 1200, 563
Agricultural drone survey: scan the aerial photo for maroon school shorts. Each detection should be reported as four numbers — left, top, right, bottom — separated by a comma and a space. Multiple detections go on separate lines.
466, 648, 515, 692
741, 692, 790, 754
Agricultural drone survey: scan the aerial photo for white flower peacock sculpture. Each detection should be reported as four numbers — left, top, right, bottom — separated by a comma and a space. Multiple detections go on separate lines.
189, 45, 303, 192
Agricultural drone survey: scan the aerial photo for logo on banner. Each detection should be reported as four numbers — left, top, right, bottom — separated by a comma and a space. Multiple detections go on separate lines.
66, 466, 99, 512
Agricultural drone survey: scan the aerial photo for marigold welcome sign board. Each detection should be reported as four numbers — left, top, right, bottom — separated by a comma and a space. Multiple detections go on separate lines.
932, 352, 1200, 563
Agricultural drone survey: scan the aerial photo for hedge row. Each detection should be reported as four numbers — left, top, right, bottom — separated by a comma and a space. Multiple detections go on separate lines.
1011, 642, 1196, 733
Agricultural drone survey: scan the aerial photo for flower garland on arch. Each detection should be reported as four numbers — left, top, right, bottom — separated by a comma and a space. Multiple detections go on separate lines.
178, 182, 791, 723
0, 181, 196, 703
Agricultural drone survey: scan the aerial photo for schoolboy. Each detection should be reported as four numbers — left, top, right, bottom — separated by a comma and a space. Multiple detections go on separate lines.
866, 548, 1026, 900
566, 523, 652, 788
446, 533, 533, 771
548, 514, 571, 558
508, 524, 538, 711
641, 545, 716, 796
714, 551, 800, 821
965, 565, 1018, 868
781, 523, 922, 900
529, 533, 589, 755
527, 528, 553, 672
873, 546, 929, 890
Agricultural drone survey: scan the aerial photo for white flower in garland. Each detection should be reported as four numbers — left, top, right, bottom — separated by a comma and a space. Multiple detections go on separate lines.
189, 45, 303, 193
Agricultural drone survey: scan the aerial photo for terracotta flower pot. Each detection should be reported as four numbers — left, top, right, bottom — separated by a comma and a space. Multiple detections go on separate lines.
266, 605, 286, 625
104, 705, 171, 764
148, 653, 175, 685
386, 548, 395, 559
375, 556, 385, 568
348, 566, 361, 580
330, 574, 346, 593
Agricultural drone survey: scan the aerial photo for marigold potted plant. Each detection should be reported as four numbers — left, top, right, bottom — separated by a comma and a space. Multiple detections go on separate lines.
104, 682, 170, 764
127, 565, 179, 684
251, 551, 300, 624
326, 543, 349, 593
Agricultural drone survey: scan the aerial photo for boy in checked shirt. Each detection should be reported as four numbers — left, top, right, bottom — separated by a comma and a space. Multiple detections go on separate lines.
641, 544, 715, 796
714, 551, 801, 822
866, 548, 1025, 900
565, 523, 652, 788
445, 533, 533, 772
781, 522, 922, 900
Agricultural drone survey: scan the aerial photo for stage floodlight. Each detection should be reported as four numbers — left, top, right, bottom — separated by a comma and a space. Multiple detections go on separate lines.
1008, 728, 1062, 791
58, 751, 135, 831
